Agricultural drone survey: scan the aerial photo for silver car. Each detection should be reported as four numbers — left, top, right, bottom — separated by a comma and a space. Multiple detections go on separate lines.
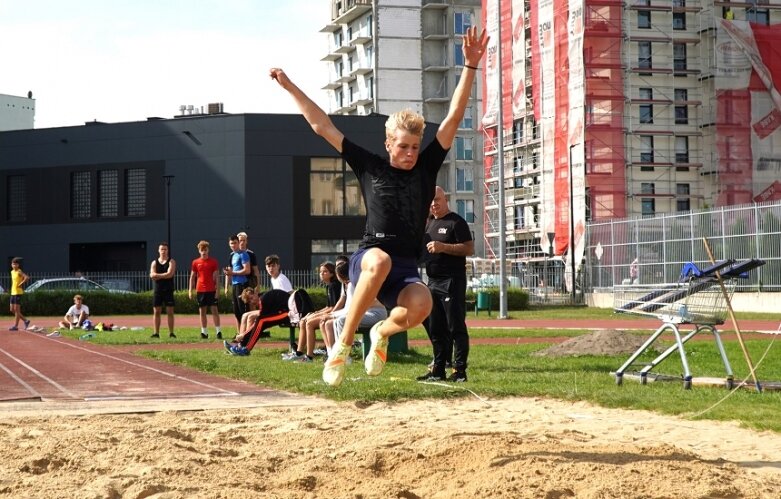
26, 277, 133, 294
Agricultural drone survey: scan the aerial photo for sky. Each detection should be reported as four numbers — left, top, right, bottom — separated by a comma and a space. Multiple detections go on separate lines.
0, 0, 331, 129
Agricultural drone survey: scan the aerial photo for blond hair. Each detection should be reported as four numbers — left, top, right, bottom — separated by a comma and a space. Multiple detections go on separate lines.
197, 240, 210, 251
385, 109, 425, 141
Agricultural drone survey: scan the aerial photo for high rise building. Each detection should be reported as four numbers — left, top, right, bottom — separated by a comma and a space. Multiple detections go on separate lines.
481, 0, 781, 266
321, 0, 485, 255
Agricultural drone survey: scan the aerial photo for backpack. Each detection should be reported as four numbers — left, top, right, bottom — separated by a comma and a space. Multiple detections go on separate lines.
287, 288, 315, 325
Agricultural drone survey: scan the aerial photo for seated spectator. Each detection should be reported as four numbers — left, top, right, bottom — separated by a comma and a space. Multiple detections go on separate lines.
58, 295, 90, 330
321, 261, 387, 356
225, 289, 291, 356
285, 261, 342, 362
235, 288, 261, 341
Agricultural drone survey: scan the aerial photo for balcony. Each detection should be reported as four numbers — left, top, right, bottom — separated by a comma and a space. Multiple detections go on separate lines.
331, 0, 372, 25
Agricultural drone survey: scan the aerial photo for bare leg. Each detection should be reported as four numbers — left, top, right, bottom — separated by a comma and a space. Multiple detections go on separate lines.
166, 307, 175, 335
323, 319, 334, 352
153, 306, 162, 334
305, 318, 320, 357
380, 283, 432, 338
199, 307, 208, 328
210, 306, 221, 328
338, 248, 391, 347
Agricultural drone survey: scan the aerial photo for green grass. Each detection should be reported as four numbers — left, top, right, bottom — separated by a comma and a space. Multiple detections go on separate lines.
61, 307, 781, 434
133, 332, 781, 434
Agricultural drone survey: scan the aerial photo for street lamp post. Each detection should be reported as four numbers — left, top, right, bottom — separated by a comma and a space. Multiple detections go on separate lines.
163, 175, 174, 249
546, 231, 555, 301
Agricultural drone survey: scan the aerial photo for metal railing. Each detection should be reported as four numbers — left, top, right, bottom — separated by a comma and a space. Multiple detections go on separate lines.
584, 200, 781, 292
0, 270, 326, 294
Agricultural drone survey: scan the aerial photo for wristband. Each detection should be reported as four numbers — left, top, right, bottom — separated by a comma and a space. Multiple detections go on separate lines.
464, 64, 479, 70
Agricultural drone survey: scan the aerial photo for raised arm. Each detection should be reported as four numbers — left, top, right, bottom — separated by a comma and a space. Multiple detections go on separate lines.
436, 27, 489, 150
270, 68, 344, 152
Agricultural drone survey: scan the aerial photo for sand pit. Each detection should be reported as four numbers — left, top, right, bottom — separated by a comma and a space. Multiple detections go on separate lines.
533, 329, 659, 357
2, 395, 781, 498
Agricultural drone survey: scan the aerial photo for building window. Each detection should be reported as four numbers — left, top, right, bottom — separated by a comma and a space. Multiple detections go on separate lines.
640, 182, 655, 195
746, 8, 770, 25
460, 106, 473, 129
675, 136, 689, 163
637, 0, 651, 28
673, 0, 686, 29
676, 183, 691, 211
512, 118, 524, 143
98, 170, 119, 218
71, 171, 91, 219
639, 87, 653, 124
456, 199, 475, 223
638, 41, 652, 71
674, 88, 689, 124
311, 239, 361, 270
454, 11, 472, 35
310, 158, 366, 216
639, 135, 654, 164
336, 60, 343, 77
454, 43, 465, 66
456, 167, 474, 192
641, 198, 656, 216
455, 137, 473, 160
6, 175, 26, 222
125, 168, 146, 217
514, 205, 525, 229
673, 43, 687, 72
334, 31, 342, 47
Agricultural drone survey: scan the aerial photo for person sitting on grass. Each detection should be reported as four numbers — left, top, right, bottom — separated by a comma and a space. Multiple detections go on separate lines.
58, 294, 90, 330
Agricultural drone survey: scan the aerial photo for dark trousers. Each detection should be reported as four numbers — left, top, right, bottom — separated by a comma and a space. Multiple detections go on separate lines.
424, 275, 469, 372
231, 283, 248, 323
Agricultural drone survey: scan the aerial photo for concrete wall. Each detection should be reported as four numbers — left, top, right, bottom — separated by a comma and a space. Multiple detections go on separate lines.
587, 291, 781, 314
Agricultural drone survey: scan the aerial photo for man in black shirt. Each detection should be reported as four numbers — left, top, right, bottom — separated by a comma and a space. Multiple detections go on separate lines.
270, 27, 488, 387
420, 186, 474, 382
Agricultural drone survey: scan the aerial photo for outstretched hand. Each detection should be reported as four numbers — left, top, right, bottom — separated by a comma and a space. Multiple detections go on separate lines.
462, 26, 489, 67
269, 68, 290, 89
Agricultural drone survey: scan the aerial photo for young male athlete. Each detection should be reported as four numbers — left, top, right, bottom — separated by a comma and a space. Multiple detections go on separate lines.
271, 26, 488, 387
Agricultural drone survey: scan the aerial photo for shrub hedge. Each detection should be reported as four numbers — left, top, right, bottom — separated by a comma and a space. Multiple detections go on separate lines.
0, 287, 527, 316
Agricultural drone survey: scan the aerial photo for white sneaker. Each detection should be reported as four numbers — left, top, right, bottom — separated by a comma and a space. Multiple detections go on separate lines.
322, 342, 351, 387
364, 320, 388, 376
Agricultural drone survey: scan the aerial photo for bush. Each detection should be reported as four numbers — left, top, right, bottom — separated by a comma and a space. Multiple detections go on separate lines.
1, 286, 529, 317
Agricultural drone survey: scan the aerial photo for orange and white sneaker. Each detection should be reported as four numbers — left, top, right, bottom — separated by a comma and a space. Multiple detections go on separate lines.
364, 320, 388, 376
322, 341, 351, 387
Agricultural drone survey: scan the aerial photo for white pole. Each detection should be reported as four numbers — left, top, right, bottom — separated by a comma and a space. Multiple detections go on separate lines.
496, 0, 508, 318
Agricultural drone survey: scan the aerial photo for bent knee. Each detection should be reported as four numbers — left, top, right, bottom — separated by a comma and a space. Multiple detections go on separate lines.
361, 249, 392, 276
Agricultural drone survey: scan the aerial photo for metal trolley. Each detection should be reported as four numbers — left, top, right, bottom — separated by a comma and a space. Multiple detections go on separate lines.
612, 278, 736, 390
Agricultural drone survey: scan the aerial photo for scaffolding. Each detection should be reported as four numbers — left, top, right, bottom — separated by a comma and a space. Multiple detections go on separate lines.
481, 0, 781, 275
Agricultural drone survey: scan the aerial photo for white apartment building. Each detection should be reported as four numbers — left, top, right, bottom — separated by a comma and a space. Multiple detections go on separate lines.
320, 0, 485, 256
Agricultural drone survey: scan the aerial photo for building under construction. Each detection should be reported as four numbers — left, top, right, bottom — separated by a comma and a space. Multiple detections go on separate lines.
481, 0, 781, 275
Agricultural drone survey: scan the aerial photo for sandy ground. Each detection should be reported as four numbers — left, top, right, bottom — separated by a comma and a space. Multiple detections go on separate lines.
1, 394, 781, 499
2, 329, 780, 498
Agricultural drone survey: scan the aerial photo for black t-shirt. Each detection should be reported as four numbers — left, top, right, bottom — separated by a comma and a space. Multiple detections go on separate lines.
424, 212, 473, 277
341, 136, 448, 258
259, 289, 290, 316
325, 280, 342, 307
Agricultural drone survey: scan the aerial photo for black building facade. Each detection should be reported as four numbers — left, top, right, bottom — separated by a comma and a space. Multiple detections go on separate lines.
0, 113, 438, 273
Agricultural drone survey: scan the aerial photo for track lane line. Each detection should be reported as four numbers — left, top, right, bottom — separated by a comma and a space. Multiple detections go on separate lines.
0, 348, 76, 398
37, 335, 241, 396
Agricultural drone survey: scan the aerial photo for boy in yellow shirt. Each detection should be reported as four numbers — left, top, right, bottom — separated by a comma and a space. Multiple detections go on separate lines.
9, 257, 31, 331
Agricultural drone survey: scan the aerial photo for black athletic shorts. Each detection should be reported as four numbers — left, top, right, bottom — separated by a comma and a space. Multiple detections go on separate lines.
153, 289, 175, 307
197, 291, 217, 307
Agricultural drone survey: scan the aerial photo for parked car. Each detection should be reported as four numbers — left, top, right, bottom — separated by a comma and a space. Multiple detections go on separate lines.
99, 279, 136, 293
26, 277, 134, 294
